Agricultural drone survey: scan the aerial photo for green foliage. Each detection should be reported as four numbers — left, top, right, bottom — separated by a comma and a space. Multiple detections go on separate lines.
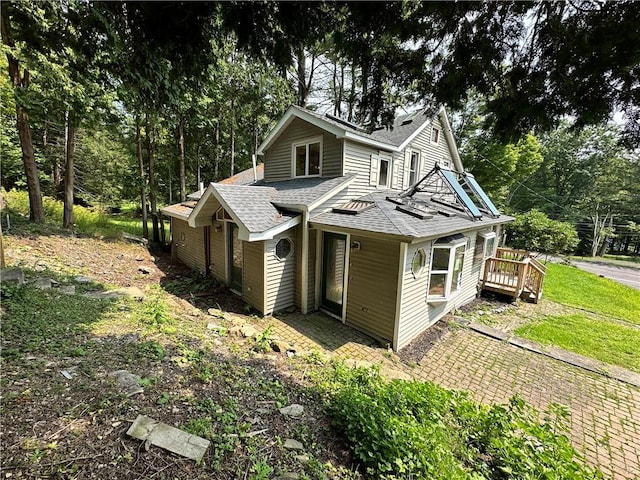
139, 292, 174, 329
506, 210, 578, 254
253, 326, 274, 353
516, 314, 640, 373
326, 365, 600, 480
3, 189, 149, 239
544, 263, 640, 324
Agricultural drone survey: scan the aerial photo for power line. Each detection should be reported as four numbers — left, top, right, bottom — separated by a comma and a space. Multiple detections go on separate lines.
472, 152, 635, 228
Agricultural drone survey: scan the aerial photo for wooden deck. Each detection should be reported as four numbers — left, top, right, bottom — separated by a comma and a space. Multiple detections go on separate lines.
481, 247, 546, 303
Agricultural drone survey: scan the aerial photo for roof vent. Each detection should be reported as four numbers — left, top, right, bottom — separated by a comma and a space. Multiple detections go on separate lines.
332, 200, 375, 215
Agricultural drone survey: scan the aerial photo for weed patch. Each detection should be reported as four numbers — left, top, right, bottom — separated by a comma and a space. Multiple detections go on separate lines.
323, 364, 601, 480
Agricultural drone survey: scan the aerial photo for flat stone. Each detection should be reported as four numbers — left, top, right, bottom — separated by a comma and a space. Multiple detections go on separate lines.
275, 474, 299, 480
85, 287, 145, 301
207, 307, 227, 319
271, 340, 290, 353
74, 275, 93, 284
138, 266, 155, 275
108, 370, 144, 397
59, 285, 76, 295
1, 268, 24, 284
127, 414, 209, 461
34, 278, 52, 289
294, 454, 310, 463
279, 404, 304, 418
240, 325, 258, 339
283, 439, 303, 451
207, 323, 227, 335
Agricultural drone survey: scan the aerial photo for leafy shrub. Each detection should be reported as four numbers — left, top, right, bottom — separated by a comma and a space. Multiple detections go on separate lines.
326, 365, 600, 480
506, 209, 579, 254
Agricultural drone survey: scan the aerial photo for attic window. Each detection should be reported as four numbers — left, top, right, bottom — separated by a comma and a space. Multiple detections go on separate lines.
431, 127, 440, 144
332, 200, 375, 215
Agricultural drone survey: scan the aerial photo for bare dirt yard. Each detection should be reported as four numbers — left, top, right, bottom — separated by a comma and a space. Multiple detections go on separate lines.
1, 231, 360, 480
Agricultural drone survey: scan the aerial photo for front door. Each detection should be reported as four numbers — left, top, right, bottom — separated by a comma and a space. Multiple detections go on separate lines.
321, 232, 347, 317
228, 223, 242, 292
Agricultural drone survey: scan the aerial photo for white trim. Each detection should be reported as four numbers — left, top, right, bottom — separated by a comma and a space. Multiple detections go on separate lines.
393, 242, 408, 351
407, 149, 421, 188
341, 232, 351, 323
397, 111, 438, 151
343, 131, 401, 152
427, 239, 466, 300
314, 229, 321, 310
301, 212, 309, 314
245, 216, 301, 242
377, 152, 393, 188
430, 126, 440, 145
262, 240, 268, 314
291, 134, 323, 178
258, 106, 344, 154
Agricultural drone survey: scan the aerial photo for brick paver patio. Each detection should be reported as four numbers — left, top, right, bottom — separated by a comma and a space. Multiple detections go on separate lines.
269, 312, 640, 480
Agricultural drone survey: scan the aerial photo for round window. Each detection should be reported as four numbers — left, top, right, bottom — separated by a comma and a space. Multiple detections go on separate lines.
275, 238, 292, 260
412, 248, 426, 278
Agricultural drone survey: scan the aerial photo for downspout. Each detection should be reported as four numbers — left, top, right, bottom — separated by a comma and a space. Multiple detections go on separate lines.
301, 209, 309, 314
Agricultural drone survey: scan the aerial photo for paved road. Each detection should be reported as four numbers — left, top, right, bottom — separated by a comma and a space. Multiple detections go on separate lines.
271, 313, 640, 479
571, 260, 640, 290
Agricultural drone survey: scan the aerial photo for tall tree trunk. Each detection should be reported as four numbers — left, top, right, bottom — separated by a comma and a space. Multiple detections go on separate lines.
146, 112, 160, 243
598, 215, 614, 257
136, 116, 148, 240
230, 99, 235, 177
213, 121, 219, 180
2, 11, 44, 222
63, 111, 76, 229
178, 115, 186, 202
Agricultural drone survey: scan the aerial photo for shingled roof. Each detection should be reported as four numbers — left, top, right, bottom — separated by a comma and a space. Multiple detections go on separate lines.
310, 191, 512, 241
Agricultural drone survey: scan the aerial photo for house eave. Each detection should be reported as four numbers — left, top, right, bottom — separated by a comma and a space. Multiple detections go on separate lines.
245, 215, 301, 241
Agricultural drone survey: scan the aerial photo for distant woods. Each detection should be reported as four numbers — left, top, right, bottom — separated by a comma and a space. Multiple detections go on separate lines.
1, 1, 638, 251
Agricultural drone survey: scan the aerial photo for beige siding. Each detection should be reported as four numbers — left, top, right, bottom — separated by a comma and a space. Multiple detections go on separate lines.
209, 221, 226, 281
307, 229, 317, 309
264, 117, 342, 182
345, 235, 399, 343
242, 240, 265, 313
397, 240, 432, 348
399, 117, 457, 190
265, 232, 296, 314
294, 225, 303, 309
396, 231, 485, 350
343, 140, 380, 197
172, 219, 206, 273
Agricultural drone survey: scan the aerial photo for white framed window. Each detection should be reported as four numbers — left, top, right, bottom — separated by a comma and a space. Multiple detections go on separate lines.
428, 235, 466, 300
431, 127, 440, 144
292, 136, 322, 177
411, 248, 427, 278
408, 151, 420, 187
275, 238, 293, 260
473, 231, 496, 264
377, 153, 392, 188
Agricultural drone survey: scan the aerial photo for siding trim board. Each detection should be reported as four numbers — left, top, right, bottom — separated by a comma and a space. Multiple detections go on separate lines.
393, 242, 408, 350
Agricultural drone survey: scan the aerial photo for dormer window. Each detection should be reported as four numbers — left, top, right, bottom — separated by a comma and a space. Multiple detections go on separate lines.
292, 136, 322, 177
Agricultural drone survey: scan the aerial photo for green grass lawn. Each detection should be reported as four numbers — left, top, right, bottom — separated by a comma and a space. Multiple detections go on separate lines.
543, 263, 640, 325
515, 314, 640, 373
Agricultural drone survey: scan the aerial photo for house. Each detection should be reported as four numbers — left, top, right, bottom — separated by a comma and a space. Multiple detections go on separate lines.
161, 105, 513, 350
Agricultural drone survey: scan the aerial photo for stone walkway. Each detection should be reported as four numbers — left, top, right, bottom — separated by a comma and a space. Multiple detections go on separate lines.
269, 312, 640, 480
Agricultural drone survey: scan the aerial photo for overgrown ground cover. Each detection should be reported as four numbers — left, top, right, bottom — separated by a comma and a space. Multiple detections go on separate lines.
1, 223, 600, 479
2, 189, 163, 240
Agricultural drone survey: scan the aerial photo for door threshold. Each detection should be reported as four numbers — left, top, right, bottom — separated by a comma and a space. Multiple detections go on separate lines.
320, 308, 345, 323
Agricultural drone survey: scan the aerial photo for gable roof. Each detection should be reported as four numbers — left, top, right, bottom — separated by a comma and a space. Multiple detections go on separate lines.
186, 175, 355, 241
257, 104, 463, 170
